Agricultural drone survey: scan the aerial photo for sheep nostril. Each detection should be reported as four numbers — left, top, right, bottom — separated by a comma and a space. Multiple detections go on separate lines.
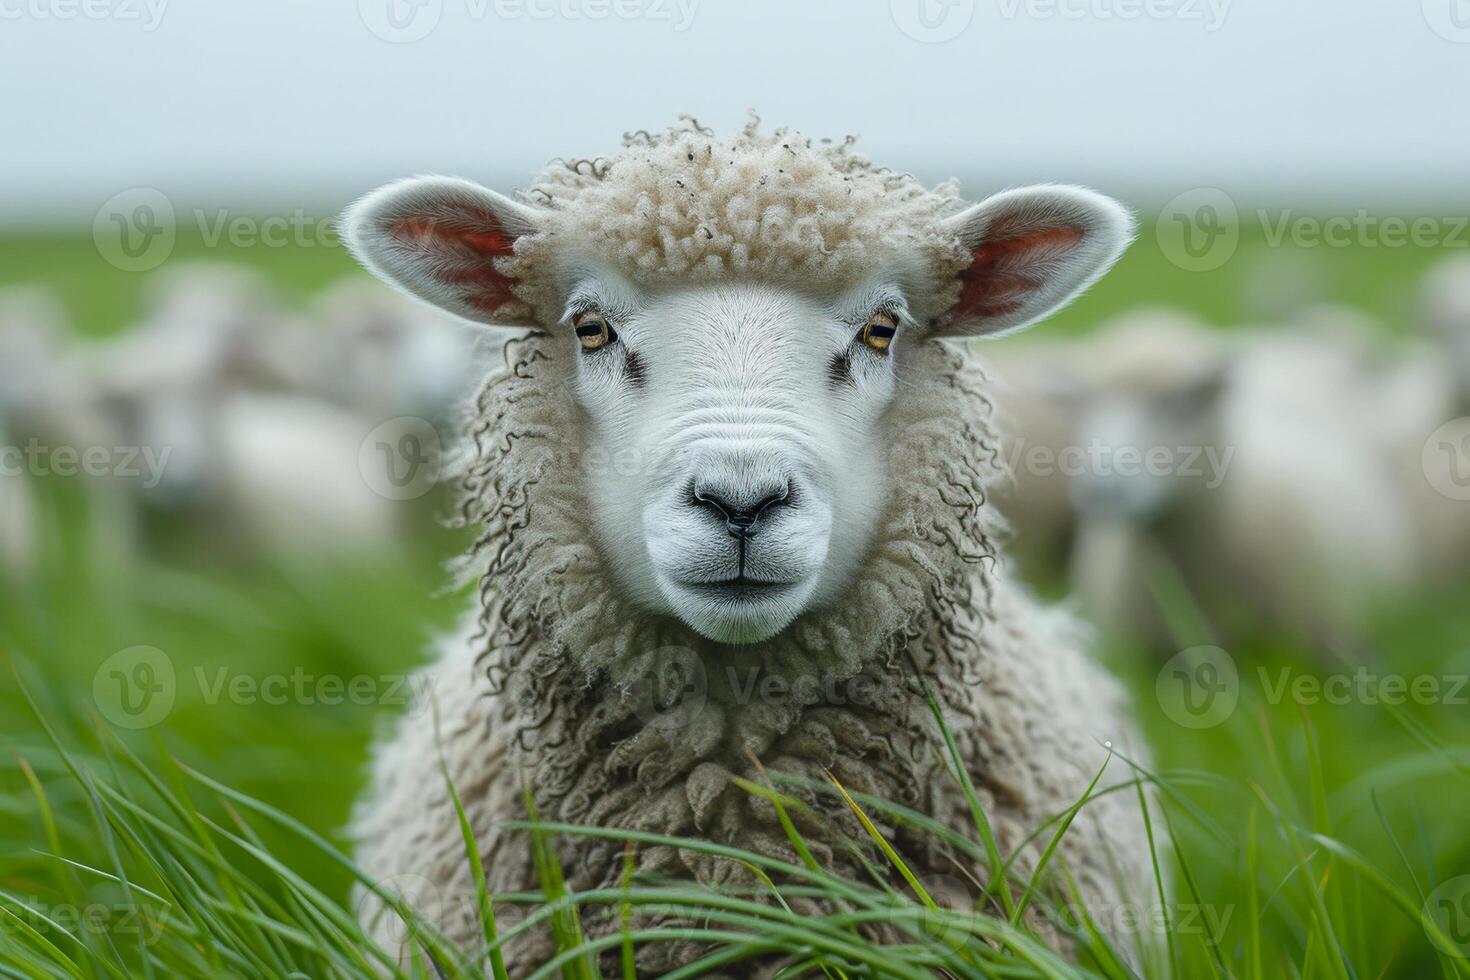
725, 514, 757, 538
692, 481, 792, 539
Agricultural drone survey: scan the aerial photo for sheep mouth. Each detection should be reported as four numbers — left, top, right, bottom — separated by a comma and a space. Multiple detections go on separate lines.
678, 577, 798, 600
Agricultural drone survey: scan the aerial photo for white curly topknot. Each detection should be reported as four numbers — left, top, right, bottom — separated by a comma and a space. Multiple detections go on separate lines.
501, 114, 969, 324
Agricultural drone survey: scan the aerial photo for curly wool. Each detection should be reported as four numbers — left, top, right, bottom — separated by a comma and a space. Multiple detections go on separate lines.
354, 336, 1153, 975
495, 115, 969, 327
351, 119, 1154, 975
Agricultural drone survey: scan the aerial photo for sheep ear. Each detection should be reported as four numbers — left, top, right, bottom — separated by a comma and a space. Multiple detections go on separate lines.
340, 176, 542, 327
934, 185, 1134, 338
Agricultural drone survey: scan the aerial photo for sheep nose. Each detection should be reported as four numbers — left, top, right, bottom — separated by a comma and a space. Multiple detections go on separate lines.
692, 480, 792, 539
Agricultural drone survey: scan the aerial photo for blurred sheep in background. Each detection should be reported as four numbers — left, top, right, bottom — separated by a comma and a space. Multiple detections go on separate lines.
5, 257, 1464, 640
1421, 255, 1470, 402
985, 310, 1225, 590
1398, 256, 1470, 584
308, 278, 492, 425
1207, 316, 1419, 647
197, 392, 400, 553
990, 311, 1238, 646
0, 288, 66, 581
0, 287, 69, 431
988, 298, 1457, 654
4, 264, 497, 564
981, 335, 1090, 583
98, 265, 496, 554
0, 287, 144, 580
85, 264, 286, 512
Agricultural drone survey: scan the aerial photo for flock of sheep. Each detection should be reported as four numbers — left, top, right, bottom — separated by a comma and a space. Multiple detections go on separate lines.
991, 255, 1470, 651
0, 263, 493, 579
2, 255, 1467, 654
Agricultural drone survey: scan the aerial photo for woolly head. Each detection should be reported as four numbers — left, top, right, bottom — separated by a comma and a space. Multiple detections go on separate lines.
343, 120, 1133, 644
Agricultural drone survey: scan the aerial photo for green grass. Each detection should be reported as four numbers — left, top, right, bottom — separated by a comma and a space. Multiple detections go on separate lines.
2, 228, 1470, 976
3, 481, 1468, 977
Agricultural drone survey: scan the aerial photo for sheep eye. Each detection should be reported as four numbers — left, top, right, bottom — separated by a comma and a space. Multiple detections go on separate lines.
858, 311, 898, 353
573, 309, 617, 351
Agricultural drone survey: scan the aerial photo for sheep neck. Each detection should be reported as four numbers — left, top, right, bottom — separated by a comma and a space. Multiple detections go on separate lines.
452, 331, 1007, 893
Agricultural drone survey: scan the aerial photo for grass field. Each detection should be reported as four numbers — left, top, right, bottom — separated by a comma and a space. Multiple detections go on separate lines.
1, 226, 1468, 977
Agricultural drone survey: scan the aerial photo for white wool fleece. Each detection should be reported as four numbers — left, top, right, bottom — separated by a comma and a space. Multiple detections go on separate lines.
344, 117, 1155, 976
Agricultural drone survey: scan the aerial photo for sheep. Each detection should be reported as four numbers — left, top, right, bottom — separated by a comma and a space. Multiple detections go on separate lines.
82, 265, 406, 555
0, 288, 63, 581
306, 277, 495, 425
999, 310, 1233, 644
1206, 319, 1419, 645
0, 286, 101, 462
341, 118, 1157, 975
990, 308, 1420, 651
985, 309, 1225, 591
0, 265, 485, 568
0, 286, 67, 420
1385, 257, 1470, 584
199, 391, 402, 554
1420, 253, 1470, 402
80, 263, 293, 522
84, 267, 260, 511
0, 286, 114, 579
980, 333, 1092, 585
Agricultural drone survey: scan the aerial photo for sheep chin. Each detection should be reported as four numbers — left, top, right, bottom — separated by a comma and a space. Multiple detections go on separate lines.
659, 577, 816, 645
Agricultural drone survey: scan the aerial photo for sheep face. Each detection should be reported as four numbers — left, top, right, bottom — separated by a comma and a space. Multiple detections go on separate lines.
558, 268, 905, 642
342, 138, 1136, 646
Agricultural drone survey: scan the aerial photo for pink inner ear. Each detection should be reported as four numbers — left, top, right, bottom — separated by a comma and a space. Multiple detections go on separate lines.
388, 213, 520, 317
954, 222, 1085, 323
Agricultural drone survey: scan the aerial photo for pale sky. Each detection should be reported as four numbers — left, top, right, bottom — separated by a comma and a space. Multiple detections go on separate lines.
3, 0, 1468, 227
